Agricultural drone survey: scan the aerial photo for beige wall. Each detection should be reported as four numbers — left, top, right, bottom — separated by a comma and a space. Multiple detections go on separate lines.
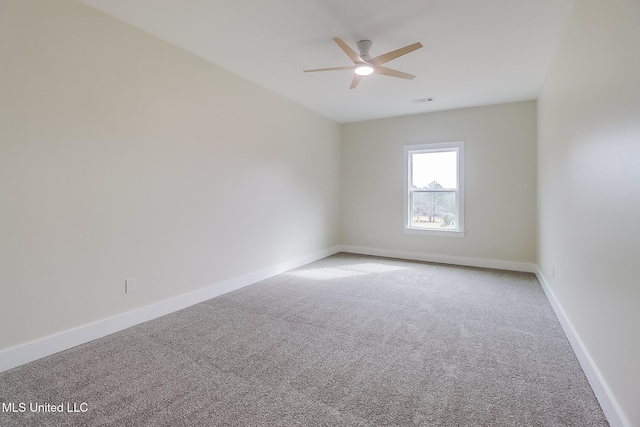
537, 0, 640, 425
0, 0, 341, 351
341, 101, 537, 264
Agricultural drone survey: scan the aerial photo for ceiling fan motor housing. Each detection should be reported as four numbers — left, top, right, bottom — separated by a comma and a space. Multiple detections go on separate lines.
357, 40, 372, 61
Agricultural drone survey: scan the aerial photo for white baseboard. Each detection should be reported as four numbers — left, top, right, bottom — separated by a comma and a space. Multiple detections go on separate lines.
337, 245, 537, 273
535, 268, 628, 427
0, 246, 341, 373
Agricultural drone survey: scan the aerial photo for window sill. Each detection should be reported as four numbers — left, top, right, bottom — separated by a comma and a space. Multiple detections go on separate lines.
403, 228, 465, 237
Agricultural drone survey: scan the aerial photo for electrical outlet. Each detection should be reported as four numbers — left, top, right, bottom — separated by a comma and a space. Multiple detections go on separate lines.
125, 278, 136, 293
487, 241, 494, 250
367, 232, 373, 240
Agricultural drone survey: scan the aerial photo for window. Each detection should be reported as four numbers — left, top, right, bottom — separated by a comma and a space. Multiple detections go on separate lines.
404, 142, 464, 236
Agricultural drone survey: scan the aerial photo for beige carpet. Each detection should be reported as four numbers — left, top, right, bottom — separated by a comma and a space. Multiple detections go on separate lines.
0, 253, 608, 426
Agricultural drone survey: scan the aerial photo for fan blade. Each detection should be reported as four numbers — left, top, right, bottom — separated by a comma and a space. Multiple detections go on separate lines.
333, 37, 364, 64
350, 75, 362, 89
369, 42, 423, 66
375, 66, 416, 80
304, 65, 355, 73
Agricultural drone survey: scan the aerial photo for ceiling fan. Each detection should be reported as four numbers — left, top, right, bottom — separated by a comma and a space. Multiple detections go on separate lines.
304, 38, 423, 89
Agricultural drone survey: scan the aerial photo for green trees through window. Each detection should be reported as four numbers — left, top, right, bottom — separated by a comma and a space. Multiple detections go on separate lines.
412, 181, 456, 228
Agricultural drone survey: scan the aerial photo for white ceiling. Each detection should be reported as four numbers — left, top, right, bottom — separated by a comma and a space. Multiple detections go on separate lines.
78, 0, 576, 123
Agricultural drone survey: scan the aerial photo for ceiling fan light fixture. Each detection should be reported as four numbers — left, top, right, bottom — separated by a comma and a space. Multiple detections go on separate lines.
354, 63, 375, 76
303, 38, 423, 89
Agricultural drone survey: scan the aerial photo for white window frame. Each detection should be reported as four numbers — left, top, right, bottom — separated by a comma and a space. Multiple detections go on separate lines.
403, 141, 465, 237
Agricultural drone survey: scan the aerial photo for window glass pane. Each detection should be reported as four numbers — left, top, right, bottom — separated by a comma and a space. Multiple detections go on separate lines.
411, 151, 457, 189
411, 191, 456, 229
